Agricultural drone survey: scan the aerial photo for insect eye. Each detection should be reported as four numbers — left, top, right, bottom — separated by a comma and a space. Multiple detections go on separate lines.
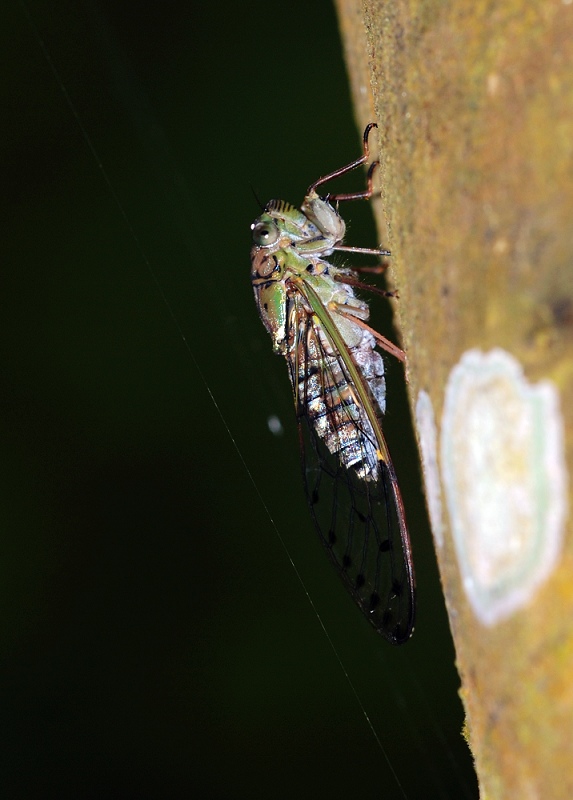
252, 221, 280, 246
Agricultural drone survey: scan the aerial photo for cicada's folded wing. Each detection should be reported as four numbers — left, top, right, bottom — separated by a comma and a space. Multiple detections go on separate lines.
286, 291, 415, 644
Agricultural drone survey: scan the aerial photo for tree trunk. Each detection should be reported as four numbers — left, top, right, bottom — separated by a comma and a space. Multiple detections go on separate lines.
334, 1, 573, 796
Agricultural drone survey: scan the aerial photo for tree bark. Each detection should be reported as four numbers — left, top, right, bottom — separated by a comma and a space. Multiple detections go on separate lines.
334, 1, 573, 797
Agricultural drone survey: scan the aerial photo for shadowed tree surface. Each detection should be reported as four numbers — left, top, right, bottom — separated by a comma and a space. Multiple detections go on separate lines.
335, 0, 573, 796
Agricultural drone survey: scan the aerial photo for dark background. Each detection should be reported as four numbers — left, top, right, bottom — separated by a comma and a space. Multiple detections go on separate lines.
3, 1, 478, 797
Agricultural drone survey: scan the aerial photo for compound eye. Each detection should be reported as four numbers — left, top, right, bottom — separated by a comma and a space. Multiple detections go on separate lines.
251, 220, 280, 246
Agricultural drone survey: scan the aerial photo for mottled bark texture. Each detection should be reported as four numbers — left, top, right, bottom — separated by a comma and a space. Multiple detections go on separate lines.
335, 1, 573, 797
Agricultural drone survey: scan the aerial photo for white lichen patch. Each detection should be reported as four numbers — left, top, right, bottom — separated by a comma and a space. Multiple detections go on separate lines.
440, 349, 568, 626
415, 390, 444, 548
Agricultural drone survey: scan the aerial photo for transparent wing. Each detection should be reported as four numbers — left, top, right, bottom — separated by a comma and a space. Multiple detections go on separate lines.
286, 292, 415, 644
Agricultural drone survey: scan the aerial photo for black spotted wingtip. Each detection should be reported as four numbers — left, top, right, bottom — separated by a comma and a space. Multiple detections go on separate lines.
379, 616, 415, 646
361, 578, 416, 645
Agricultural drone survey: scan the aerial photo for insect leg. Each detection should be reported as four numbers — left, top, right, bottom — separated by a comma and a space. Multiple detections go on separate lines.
334, 273, 398, 299
307, 123, 378, 195
349, 264, 391, 275
332, 244, 391, 256
327, 161, 380, 203
329, 304, 406, 362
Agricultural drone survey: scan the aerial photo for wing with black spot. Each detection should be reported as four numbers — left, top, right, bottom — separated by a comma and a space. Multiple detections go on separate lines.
286, 289, 415, 644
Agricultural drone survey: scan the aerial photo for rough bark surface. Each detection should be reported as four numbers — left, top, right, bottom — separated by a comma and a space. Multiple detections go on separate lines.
335, 1, 573, 797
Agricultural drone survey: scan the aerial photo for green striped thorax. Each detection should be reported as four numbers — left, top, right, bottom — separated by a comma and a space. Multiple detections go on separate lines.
251, 194, 345, 257
250, 196, 357, 355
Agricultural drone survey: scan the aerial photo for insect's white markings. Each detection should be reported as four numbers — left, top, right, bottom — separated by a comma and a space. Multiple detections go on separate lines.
415, 390, 444, 548
440, 348, 568, 626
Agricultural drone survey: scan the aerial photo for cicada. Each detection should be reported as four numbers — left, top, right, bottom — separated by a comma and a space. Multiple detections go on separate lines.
250, 124, 415, 644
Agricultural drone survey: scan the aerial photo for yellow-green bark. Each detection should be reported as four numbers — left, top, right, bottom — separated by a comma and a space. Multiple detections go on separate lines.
335, 1, 573, 797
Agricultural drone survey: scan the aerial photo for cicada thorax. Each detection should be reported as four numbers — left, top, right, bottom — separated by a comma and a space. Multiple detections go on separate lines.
262, 196, 346, 257
250, 248, 288, 353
